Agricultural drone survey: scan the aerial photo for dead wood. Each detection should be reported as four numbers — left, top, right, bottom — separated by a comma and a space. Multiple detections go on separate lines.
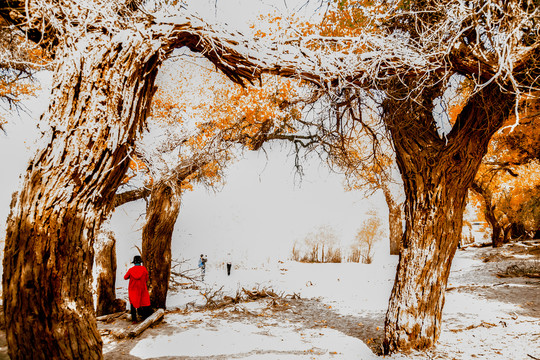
168, 259, 202, 292
110, 326, 128, 339
197, 286, 295, 311
242, 287, 279, 300
496, 261, 540, 278
112, 309, 165, 339
200, 286, 226, 309
128, 309, 165, 338
449, 321, 497, 333
96, 311, 127, 323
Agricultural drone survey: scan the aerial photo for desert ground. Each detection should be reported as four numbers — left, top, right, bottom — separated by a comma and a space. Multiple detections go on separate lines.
93, 241, 540, 360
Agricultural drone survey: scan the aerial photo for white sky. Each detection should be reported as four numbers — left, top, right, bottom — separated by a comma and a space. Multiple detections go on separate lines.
186, 0, 323, 30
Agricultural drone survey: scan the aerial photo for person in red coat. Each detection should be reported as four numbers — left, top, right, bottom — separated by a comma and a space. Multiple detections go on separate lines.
124, 255, 151, 322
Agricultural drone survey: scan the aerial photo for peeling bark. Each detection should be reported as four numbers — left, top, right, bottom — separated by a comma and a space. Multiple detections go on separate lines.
2, 33, 162, 359
95, 229, 117, 316
382, 83, 514, 353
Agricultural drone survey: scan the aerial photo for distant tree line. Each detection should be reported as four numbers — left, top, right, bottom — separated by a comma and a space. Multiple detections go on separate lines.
291, 211, 384, 264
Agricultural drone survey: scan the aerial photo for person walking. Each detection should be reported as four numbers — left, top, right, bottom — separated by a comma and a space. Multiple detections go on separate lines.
124, 255, 151, 323
198, 254, 207, 281
226, 252, 232, 276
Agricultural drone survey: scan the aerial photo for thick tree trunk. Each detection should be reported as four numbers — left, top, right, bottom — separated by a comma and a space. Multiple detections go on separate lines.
502, 223, 513, 243
382, 185, 404, 255
141, 182, 181, 309
382, 83, 513, 353
470, 181, 505, 247
95, 229, 118, 316
2, 33, 162, 359
492, 225, 505, 247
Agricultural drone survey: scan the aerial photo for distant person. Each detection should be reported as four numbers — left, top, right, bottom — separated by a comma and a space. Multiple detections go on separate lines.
226, 252, 232, 276
124, 255, 151, 323
198, 254, 208, 281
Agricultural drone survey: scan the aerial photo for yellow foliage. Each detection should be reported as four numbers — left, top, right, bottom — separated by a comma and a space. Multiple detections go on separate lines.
1, 32, 47, 125
122, 154, 152, 185
148, 56, 305, 191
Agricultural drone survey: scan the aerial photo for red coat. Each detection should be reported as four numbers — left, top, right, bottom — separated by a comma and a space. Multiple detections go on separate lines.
124, 265, 151, 308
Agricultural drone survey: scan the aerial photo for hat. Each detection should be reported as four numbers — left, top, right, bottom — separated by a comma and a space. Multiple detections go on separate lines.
132, 255, 143, 265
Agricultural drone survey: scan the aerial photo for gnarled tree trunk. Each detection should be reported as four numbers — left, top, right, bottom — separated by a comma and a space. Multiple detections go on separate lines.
3, 33, 162, 359
95, 228, 118, 316
382, 83, 513, 353
141, 181, 181, 309
471, 181, 506, 247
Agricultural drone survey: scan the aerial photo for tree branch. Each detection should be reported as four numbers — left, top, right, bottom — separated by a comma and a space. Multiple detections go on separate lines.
113, 187, 151, 208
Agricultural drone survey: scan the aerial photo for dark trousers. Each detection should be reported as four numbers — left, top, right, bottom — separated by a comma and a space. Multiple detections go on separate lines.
227, 263, 232, 276
131, 303, 151, 322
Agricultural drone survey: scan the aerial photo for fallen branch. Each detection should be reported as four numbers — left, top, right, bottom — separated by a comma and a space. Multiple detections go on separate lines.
96, 311, 127, 323
242, 287, 279, 300
200, 286, 225, 309
449, 321, 497, 333
112, 309, 165, 339
128, 309, 165, 338
196, 285, 297, 311
496, 261, 540, 278
169, 258, 203, 290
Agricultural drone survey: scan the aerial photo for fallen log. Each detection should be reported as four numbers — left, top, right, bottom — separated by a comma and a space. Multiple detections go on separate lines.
111, 326, 129, 339
129, 309, 165, 337
112, 309, 165, 339
96, 311, 127, 323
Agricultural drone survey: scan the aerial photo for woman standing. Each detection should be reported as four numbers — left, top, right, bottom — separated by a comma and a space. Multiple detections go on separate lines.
124, 255, 151, 322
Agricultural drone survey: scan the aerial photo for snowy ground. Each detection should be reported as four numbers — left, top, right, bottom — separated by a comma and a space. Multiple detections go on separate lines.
100, 243, 540, 360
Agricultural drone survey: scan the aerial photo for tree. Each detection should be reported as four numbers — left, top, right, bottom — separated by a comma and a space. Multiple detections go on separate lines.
2, 0, 539, 358
380, 0, 540, 350
1, 2, 296, 357
292, 225, 342, 263
471, 95, 540, 246
350, 210, 384, 264
3, 32, 161, 359
298, 1, 539, 353
472, 160, 540, 246
119, 57, 306, 309
94, 226, 118, 316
